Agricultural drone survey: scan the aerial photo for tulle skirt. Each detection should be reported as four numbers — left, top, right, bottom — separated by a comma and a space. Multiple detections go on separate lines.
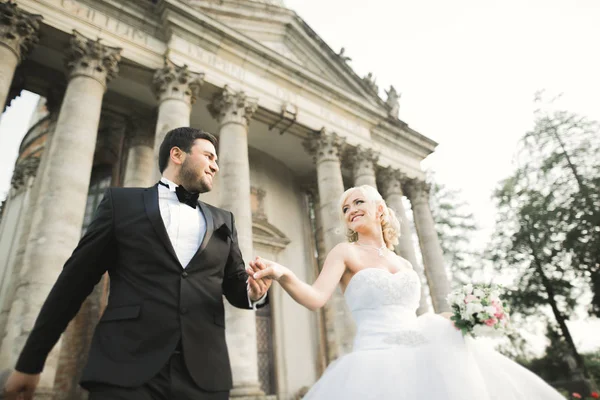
303, 314, 565, 399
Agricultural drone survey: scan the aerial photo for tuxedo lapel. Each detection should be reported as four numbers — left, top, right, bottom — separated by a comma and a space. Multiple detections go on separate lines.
185, 201, 233, 270
143, 185, 181, 267
197, 201, 214, 253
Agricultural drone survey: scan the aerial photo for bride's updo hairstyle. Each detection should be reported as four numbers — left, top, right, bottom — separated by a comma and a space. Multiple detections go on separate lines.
338, 185, 400, 250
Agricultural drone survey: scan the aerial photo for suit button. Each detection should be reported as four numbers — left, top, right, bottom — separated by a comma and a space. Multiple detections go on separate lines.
180, 307, 188, 315
182, 271, 188, 278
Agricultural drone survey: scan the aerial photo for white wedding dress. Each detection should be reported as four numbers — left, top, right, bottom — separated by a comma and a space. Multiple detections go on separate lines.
303, 267, 565, 399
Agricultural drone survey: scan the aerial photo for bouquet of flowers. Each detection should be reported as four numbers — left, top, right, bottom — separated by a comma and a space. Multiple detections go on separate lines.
446, 283, 511, 338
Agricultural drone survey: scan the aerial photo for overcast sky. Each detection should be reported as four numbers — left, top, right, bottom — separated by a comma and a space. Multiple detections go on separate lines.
0, 0, 599, 351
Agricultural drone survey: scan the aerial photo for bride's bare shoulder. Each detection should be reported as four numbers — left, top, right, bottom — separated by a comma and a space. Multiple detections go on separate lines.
392, 254, 414, 270
331, 242, 356, 255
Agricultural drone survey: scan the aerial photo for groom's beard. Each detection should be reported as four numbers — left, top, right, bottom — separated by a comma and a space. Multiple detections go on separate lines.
180, 160, 211, 194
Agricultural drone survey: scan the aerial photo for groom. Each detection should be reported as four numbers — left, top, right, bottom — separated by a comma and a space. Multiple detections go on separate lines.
3, 127, 271, 400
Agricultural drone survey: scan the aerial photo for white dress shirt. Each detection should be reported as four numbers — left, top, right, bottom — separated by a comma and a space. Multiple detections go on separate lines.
158, 177, 206, 268
158, 177, 265, 308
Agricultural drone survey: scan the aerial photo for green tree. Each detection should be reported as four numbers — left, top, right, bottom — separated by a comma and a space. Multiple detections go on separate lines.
489, 93, 600, 384
491, 182, 588, 378
519, 92, 600, 314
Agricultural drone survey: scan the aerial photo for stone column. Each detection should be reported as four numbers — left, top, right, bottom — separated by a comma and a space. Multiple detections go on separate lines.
0, 156, 41, 337
0, 114, 58, 369
54, 110, 126, 400
404, 179, 451, 313
303, 129, 354, 362
305, 185, 327, 271
0, 2, 42, 112
208, 85, 263, 397
349, 145, 378, 188
302, 184, 328, 375
2, 31, 121, 393
378, 168, 429, 315
152, 58, 203, 178
123, 115, 156, 187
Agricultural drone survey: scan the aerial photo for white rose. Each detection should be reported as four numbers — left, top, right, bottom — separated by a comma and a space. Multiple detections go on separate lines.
484, 306, 497, 316
473, 288, 485, 298
489, 291, 501, 302
449, 293, 464, 306
460, 308, 473, 321
466, 302, 483, 316
464, 283, 474, 295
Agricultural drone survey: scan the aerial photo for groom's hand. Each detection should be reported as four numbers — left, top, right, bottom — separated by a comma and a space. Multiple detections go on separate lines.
246, 257, 272, 302
3, 370, 40, 400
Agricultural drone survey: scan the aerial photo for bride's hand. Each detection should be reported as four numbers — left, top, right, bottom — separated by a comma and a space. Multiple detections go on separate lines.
438, 312, 460, 331
249, 257, 288, 281
439, 312, 453, 320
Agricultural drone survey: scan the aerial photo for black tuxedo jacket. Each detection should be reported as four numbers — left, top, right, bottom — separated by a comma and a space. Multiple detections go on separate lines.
16, 184, 264, 391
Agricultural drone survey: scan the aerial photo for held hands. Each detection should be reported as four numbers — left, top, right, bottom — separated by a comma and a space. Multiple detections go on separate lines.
248, 257, 287, 281
3, 370, 40, 400
246, 256, 274, 302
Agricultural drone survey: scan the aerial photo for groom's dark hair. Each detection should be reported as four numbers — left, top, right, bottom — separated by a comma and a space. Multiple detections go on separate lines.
158, 127, 218, 173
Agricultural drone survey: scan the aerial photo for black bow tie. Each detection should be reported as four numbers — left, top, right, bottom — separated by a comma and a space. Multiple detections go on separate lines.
159, 181, 199, 209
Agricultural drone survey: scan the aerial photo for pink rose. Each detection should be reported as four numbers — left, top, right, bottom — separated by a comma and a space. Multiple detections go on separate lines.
485, 318, 497, 327
493, 301, 505, 318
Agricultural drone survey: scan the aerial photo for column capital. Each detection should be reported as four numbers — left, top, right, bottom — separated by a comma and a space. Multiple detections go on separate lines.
10, 156, 40, 191
348, 145, 379, 182
208, 85, 257, 127
152, 58, 204, 105
0, 1, 42, 61
404, 179, 430, 205
378, 167, 406, 197
66, 31, 122, 87
303, 128, 346, 164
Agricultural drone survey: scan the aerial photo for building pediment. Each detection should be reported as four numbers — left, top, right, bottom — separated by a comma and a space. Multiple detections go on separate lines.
183, 0, 385, 109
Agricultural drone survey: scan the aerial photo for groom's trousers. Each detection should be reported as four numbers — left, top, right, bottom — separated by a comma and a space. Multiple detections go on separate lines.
86, 350, 229, 400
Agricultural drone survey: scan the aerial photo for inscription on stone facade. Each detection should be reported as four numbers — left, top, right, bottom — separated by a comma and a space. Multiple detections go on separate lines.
54, 0, 149, 46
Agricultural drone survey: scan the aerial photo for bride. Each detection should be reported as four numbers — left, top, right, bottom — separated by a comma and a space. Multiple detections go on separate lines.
247, 185, 566, 399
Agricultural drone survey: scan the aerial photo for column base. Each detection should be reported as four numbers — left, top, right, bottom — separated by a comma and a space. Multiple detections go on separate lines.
33, 388, 55, 400
230, 385, 265, 398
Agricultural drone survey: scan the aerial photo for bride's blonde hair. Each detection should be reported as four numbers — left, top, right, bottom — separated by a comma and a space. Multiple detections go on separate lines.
338, 185, 400, 250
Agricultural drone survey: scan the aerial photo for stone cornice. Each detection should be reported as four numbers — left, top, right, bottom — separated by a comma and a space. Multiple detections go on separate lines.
371, 125, 437, 162
18, 0, 436, 164
16, 0, 167, 68
160, 0, 393, 120
161, 1, 435, 159
0, 1, 42, 61
177, 0, 383, 108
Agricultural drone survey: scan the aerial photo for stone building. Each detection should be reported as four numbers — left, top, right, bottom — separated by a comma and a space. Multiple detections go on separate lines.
0, 0, 451, 399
